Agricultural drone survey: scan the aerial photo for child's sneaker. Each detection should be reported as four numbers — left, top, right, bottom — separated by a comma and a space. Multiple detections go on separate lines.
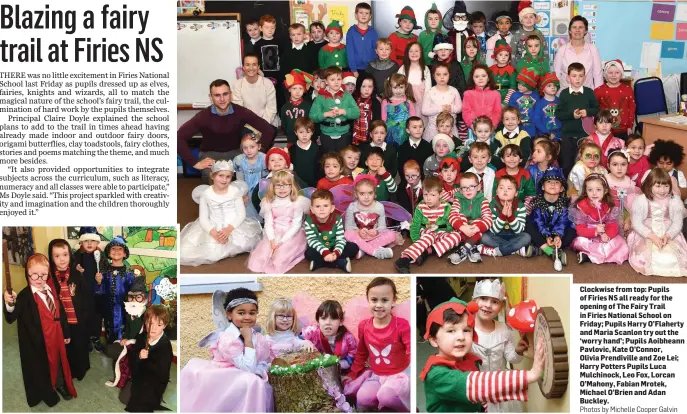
93, 339, 104, 353
373, 247, 394, 259
310, 260, 323, 271
395, 257, 411, 273
414, 251, 429, 266
449, 247, 468, 265
528, 245, 542, 257
480, 245, 500, 257
577, 252, 590, 264
468, 246, 482, 263
336, 257, 352, 273
518, 245, 534, 257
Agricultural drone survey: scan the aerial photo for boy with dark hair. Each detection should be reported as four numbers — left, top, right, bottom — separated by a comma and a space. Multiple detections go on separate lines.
493, 144, 536, 203
359, 120, 399, 178
418, 5, 445, 64
304, 190, 359, 272
122, 305, 173, 412
557, 62, 600, 176
398, 117, 433, 183
470, 11, 488, 56
361, 146, 398, 201
289, 117, 322, 188
309, 21, 327, 54
420, 298, 544, 412
395, 177, 460, 273
486, 11, 513, 66
242, 18, 262, 56
346, 3, 378, 77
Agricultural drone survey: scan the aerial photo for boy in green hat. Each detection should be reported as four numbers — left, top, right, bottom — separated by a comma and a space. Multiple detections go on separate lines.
419, 4, 444, 64
318, 20, 349, 70
515, 34, 548, 76
389, 5, 420, 65
507, 67, 540, 137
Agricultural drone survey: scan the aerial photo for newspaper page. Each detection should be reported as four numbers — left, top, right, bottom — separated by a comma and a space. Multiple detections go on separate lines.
0, 2, 176, 225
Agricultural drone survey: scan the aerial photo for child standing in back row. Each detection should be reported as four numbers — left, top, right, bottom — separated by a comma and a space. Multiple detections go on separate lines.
594, 60, 636, 140
346, 3, 378, 77
389, 6, 421, 66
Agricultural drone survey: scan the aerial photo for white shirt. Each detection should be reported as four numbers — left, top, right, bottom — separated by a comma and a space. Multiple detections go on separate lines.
370, 141, 387, 151
296, 140, 312, 151
250, 37, 262, 45
408, 138, 422, 149
502, 127, 520, 137
6, 284, 56, 313
225, 323, 260, 373
467, 166, 495, 201
569, 86, 584, 94
292, 42, 305, 50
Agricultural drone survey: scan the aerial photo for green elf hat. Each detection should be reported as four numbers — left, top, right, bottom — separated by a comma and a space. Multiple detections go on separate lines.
517, 67, 540, 91
538, 72, 560, 94
326, 20, 344, 35
492, 39, 512, 59
396, 5, 422, 29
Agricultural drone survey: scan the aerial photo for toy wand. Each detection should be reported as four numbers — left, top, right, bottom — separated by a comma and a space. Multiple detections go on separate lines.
93, 250, 101, 274
3, 240, 13, 305
145, 317, 152, 351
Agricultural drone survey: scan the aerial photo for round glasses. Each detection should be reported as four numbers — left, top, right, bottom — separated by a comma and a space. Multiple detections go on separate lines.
276, 314, 294, 321
127, 293, 146, 303
29, 272, 49, 281
275, 184, 292, 190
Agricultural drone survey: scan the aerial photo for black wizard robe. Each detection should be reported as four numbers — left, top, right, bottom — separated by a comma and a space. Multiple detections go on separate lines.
125, 331, 173, 412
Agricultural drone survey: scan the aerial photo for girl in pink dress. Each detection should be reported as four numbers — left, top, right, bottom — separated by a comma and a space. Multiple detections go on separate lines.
628, 168, 687, 277
264, 298, 315, 356
180, 288, 275, 413
399, 42, 432, 129
344, 175, 400, 260
344, 278, 410, 412
605, 150, 641, 234
626, 134, 651, 187
247, 170, 310, 274
301, 300, 358, 372
570, 174, 629, 265
422, 63, 462, 141
583, 110, 625, 169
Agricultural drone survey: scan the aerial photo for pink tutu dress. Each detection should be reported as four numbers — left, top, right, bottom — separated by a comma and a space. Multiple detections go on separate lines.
247, 195, 310, 274
628, 194, 687, 277
180, 323, 275, 412
570, 199, 629, 265
344, 316, 411, 412
301, 324, 358, 370
606, 174, 640, 227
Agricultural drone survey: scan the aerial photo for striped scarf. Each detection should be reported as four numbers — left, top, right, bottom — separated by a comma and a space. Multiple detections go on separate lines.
352, 96, 372, 145
56, 269, 78, 324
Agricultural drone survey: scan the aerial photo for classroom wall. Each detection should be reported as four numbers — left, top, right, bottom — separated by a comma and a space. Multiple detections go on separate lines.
179, 276, 411, 368
513, 276, 571, 413
5, 227, 65, 293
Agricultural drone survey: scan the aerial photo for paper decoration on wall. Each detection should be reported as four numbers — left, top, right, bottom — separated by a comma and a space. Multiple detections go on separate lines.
677, 4, 687, 22
651, 3, 676, 22
661, 41, 686, 59
329, 6, 348, 32
677, 23, 687, 40
650, 22, 675, 40
641, 42, 661, 69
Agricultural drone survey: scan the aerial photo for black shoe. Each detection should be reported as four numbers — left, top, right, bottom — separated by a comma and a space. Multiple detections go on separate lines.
577, 252, 590, 264
336, 258, 352, 273
93, 339, 104, 353
414, 251, 429, 266
395, 257, 411, 273
56, 386, 73, 401
310, 260, 324, 272
87, 340, 93, 353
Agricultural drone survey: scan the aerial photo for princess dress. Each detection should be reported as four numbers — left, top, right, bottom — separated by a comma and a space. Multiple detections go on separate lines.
570, 200, 629, 265
343, 315, 411, 412
180, 182, 262, 266
247, 195, 310, 274
472, 321, 525, 413
606, 175, 640, 227
384, 98, 413, 148
628, 195, 687, 277
180, 324, 275, 412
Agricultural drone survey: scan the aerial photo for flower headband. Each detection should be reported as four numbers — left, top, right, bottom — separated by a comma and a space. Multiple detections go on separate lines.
353, 173, 378, 187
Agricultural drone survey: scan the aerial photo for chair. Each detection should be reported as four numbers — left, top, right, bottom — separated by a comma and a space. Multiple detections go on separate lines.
634, 77, 668, 134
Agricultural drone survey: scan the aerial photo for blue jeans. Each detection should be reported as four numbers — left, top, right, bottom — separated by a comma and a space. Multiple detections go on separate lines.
481, 230, 531, 256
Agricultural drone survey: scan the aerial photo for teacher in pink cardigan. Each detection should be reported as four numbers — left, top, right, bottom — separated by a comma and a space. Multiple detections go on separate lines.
553, 16, 603, 92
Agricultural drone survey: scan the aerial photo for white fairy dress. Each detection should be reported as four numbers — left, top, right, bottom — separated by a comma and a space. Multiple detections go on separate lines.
180, 182, 262, 266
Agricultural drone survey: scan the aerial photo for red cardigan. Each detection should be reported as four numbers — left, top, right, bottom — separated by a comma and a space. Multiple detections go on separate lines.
462, 86, 502, 130
574, 198, 619, 239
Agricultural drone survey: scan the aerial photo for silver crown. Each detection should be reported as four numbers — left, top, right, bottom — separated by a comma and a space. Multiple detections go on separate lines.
212, 160, 234, 173
472, 279, 505, 301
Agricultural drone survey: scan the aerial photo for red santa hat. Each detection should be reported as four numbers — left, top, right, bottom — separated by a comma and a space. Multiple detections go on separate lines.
265, 147, 291, 169
518, 0, 536, 21
603, 59, 624, 77
342, 71, 356, 85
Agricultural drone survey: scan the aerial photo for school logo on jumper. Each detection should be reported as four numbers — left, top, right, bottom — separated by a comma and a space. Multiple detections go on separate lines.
370, 344, 392, 365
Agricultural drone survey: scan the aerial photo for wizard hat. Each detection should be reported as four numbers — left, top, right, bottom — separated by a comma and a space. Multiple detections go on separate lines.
104, 235, 129, 259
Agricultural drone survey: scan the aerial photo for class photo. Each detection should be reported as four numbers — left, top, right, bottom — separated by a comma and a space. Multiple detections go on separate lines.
2, 226, 178, 412
178, 275, 411, 412
176, 0, 687, 280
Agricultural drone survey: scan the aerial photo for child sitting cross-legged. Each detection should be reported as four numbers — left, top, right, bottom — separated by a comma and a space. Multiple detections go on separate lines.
420, 298, 545, 413
395, 177, 461, 273
494, 144, 536, 207
480, 175, 533, 258
304, 189, 360, 273
448, 172, 493, 264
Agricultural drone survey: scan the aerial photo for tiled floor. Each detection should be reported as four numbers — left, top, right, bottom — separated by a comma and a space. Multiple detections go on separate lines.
2, 318, 177, 413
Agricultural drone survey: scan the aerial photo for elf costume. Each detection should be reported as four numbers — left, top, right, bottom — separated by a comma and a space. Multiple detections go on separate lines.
303, 212, 359, 271
508, 68, 540, 137
489, 40, 517, 104
389, 6, 421, 66
319, 21, 349, 70
509, 1, 549, 65
280, 70, 313, 144
515, 34, 547, 75
533, 72, 562, 140
400, 200, 460, 262
419, 3, 445, 64
459, 35, 485, 83
420, 298, 530, 413
309, 86, 360, 146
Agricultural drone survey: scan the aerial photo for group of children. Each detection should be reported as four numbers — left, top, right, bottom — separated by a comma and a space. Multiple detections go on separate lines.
180, 1, 687, 277
180, 277, 411, 412
3, 228, 173, 411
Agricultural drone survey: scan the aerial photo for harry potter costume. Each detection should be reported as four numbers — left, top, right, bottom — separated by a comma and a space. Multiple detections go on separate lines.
49, 239, 92, 381
123, 331, 173, 412
4, 257, 77, 407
